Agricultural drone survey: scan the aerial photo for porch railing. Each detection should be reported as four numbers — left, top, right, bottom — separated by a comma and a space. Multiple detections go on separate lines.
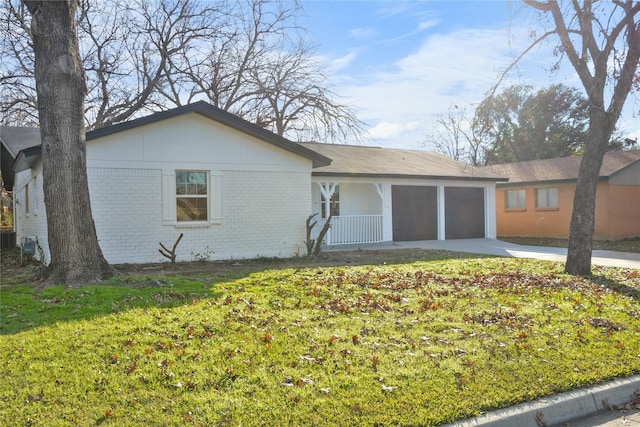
326, 215, 383, 245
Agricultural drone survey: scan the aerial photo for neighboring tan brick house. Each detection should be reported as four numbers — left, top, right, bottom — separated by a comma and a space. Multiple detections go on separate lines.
3, 102, 504, 265
483, 150, 640, 239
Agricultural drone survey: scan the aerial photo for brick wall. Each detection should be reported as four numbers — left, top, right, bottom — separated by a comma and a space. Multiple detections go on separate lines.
602, 183, 640, 237
88, 168, 164, 264
14, 166, 50, 263
496, 184, 574, 238
88, 167, 310, 264
496, 182, 640, 239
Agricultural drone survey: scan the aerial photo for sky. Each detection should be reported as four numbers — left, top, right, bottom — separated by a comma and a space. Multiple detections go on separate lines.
297, 0, 640, 150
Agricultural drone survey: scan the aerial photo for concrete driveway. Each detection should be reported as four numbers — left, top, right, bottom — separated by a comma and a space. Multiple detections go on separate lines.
328, 238, 640, 269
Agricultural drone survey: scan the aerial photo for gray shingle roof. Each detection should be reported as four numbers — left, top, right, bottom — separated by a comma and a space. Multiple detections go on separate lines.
482, 150, 640, 184
298, 142, 507, 181
0, 126, 41, 157
1, 127, 42, 190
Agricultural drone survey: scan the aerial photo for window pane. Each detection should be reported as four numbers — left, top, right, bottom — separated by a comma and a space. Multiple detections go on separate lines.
536, 188, 558, 208
176, 171, 207, 195
177, 197, 208, 221
176, 183, 187, 195
549, 188, 558, 208
505, 189, 525, 209
320, 186, 340, 218
176, 170, 208, 221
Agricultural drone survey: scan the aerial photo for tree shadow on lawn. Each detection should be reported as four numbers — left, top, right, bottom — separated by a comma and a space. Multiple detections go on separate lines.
591, 274, 640, 301
0, 273, 225, 336
7, 249, 632, 336
1, 248, 477, 335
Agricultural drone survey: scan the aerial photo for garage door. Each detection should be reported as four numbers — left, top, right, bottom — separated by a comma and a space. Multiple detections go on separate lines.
445, 187, 485, 239
392, 185, 437, 241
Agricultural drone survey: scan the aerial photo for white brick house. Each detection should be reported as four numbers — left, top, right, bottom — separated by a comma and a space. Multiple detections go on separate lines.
9, 102, 329, 264
4, 102, 505, 265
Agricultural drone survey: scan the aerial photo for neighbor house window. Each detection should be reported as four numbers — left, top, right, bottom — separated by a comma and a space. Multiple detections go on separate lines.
536, 187, 558, 209
176, 171, 208, 222
505, 189, 526, 210
321, 186, 340, 218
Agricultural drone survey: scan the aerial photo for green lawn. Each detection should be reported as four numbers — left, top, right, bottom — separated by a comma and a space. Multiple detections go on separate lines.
1, 254, 639, 426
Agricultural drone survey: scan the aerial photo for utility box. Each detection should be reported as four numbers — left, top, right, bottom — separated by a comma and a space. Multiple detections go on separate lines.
22, 237, 36, 255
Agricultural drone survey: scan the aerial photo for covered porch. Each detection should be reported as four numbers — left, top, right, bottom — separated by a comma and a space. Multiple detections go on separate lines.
300, 141, 502, 248
312, 181, 389, 245
311, 178, 497, 246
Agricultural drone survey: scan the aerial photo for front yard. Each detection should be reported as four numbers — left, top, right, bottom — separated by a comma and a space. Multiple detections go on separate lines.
1, 250, 639, 426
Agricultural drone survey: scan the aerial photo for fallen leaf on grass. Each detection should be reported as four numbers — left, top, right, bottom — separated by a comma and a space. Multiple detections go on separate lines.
295, 377, 314, 386
298, 354, 320, 363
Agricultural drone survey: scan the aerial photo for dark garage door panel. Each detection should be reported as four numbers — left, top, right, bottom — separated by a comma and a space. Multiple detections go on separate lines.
445, 187, 485, 239
392, 185, 437, 241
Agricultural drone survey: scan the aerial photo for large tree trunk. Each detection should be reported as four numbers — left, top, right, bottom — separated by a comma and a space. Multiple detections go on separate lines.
25, 1, 113, 286
565, 109, 613, 276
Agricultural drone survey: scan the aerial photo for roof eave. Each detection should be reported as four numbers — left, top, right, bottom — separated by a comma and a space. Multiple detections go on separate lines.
312, 171, 508, 182
496, 176, 611, 187
607, 158, 640, 179
13, 145, 42, 173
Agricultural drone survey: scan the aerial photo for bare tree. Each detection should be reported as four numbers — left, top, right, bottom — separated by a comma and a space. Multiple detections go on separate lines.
83, 0, 231, 128
519, 0, 640, 275
426, 84, 633, 166
1, 2, 38, 125
2, 0, 365, 141
165, 0, 366, 142
2, 0, 228, 128
23, 0, 112, 286
423, 104, 486, 166
248, 41, 366, 142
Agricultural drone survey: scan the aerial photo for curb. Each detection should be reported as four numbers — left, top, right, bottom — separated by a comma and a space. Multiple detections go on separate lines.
442, 375, 640, 427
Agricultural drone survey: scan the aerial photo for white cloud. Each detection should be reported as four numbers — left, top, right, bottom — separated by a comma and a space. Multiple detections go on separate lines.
368, 121, 420, 139
349, 27, 377, 39
328, 51, 358, 72
382, 18, 441, 44
334, 25, 570, 148
416, 19, 439, 32
369, 122, 405, 139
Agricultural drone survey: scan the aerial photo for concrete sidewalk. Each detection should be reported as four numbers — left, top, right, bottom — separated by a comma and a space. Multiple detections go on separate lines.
560, 406, 640, 426
442, 375, 640, 427
327, 238, 640, 269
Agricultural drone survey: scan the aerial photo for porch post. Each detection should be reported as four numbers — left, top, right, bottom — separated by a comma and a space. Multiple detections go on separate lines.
485, 186, 497, 239
437, 185, 446, 240
374, 183, 384, 199
381, 183, 393, 242
317, 182, 337, 219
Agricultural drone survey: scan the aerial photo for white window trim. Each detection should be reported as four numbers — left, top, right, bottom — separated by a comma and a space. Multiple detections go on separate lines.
176, 170, 209, 224
162, 170, 222, 227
